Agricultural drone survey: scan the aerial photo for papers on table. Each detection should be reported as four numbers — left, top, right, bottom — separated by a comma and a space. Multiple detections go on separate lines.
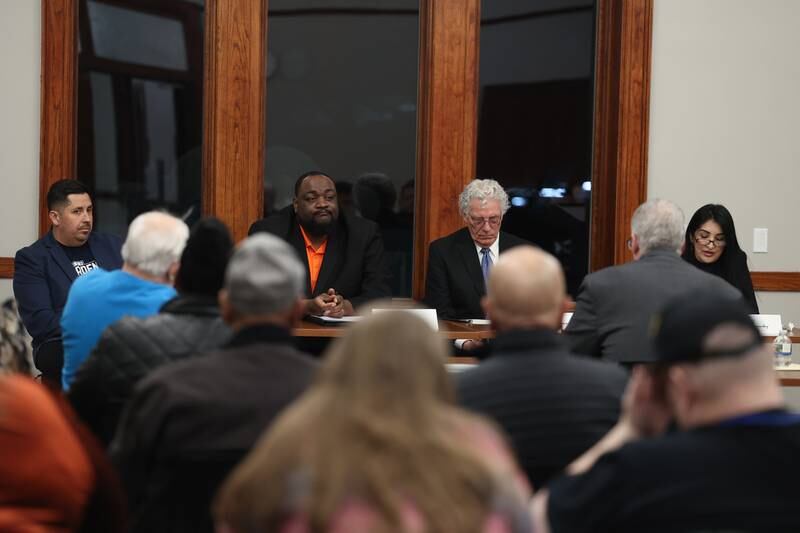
308, 315, 363, 325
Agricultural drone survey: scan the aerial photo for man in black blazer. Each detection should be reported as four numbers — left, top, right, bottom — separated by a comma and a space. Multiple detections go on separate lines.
458, 246, 627, 488
425, 179, 528, 322
13, 180, 122, 387
249, 171, 389, 316
564, 199, 741, 364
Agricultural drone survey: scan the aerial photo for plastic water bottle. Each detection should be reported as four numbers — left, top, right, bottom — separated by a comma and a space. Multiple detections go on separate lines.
774, 328, 792, 367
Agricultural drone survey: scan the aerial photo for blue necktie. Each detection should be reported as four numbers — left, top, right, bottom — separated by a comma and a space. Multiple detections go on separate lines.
480, 248, 492, 284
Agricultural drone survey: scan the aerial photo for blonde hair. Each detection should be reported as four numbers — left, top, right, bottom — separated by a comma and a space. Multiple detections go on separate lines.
215, 312, 507, 533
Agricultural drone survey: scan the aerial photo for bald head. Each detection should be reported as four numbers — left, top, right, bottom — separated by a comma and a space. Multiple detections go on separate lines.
484, 246, 566, 331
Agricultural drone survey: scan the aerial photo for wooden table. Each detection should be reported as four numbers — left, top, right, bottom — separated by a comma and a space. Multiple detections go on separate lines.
293, 319, 800, 386
292, 319, 495, 340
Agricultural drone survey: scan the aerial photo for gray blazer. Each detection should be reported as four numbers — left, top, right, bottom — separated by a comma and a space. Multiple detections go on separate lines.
564, 249, 742, 363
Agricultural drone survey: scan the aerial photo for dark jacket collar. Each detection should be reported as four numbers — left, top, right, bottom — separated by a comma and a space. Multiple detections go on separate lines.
160, 294, 220, 317
492, 328, 564, 354
226, 324, 292, 348
639, 249, 682, 262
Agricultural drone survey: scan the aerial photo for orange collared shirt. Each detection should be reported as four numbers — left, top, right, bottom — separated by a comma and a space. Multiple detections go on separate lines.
299, 225, 328, 293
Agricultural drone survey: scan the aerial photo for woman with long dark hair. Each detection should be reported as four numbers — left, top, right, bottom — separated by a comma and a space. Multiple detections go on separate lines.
681, 204, 758, 313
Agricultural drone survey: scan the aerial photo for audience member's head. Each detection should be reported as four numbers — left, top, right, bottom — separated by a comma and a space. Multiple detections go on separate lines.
47, 179, 94, 247
644, 290, 780, 430
0, 375, 126, 533
174, 217, 233, 298
220, 233, 305, 329
484, 246, 566, 331
121, 211, 189, 283
292, 171, 339, 237
215, 312, 526, 533
0, 299, 34, 376
629, 198, 684, 258
459, 179, 510, 248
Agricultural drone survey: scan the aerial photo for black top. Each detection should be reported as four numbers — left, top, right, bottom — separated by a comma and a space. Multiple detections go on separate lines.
547, 411, 800, 533
112, 323, 317, 533
682, 249, 759, 313
68, 293, 231, 445
457, 329, 628, 488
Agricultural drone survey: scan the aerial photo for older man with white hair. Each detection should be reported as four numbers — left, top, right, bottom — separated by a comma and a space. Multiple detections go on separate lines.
565, 198, 741, 364
424, 179, 529, 325
61, 211, 188, 390
111, 233, 318, 533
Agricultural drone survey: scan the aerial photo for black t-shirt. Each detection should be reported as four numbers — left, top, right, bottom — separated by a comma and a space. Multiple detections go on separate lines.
547, 412, 800, 533
60, 242, 99, 277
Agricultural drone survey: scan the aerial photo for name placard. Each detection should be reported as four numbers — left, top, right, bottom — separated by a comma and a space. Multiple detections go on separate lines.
372, 308, 439, 332
750, 314, 782, 336
562, 312, 574, 331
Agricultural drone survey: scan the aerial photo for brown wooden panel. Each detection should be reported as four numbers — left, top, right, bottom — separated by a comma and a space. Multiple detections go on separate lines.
752, 272, 800, 292
0, 258, 14, 279
293, 320, 493, 340
202, 0, 267, 241
413, 0, 480, 299
590, 0, 653, 271
40, 0, 78, 236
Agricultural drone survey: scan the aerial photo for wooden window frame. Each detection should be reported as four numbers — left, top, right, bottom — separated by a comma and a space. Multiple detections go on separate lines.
27, 0, 798, 294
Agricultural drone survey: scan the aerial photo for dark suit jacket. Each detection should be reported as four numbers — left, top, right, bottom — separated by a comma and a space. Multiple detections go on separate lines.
425, 228, 529, 319
457, 329, 628, 489
112, 325, 317, 533
249, 209, 390, 307
564, 249, 742, 363
13, 231, 123, 350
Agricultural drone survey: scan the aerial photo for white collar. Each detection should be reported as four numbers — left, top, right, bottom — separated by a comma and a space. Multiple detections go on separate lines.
473, 236, 500, 261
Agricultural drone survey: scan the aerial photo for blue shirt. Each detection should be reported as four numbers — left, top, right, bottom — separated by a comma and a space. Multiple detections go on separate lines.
61, 269, 176, 390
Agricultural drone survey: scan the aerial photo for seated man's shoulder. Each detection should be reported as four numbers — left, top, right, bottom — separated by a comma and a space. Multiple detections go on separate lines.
249, 208, 293, 236
429, 227, 469, 249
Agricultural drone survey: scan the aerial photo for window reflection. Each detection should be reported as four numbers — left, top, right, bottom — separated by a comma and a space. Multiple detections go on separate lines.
478, 0, 596, 297
265, 1, 419, 296
77, 0, 204, 236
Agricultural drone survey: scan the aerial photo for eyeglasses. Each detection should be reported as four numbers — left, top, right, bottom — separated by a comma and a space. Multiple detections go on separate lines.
694, 233, 726, 248
467, 215, 501, 229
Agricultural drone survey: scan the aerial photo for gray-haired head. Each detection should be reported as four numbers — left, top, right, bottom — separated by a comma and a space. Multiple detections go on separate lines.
225, 233, 305, 316
121, 211, 189, 278
631, 199, 685, 255
458, 179, 510, 218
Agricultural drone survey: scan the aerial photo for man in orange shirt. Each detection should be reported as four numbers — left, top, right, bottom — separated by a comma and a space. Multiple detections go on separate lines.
249, 171, 390, 317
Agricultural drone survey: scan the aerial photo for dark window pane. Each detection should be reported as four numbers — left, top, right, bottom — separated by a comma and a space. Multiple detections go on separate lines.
265, 1, 419, 297
478, 1, 596, 297
77, 0, 205, 235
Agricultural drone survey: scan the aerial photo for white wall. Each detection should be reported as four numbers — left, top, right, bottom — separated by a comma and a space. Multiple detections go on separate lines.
648, 0, 800, 324
0, 0, 41, 302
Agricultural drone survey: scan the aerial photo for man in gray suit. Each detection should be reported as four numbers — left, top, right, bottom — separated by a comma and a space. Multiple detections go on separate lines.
564, 199, 741, 364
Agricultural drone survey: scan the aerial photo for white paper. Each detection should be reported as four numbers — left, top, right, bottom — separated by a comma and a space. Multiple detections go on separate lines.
310, 315, 363, 323
372, 308, 439, 331
750, 314, 782, 336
